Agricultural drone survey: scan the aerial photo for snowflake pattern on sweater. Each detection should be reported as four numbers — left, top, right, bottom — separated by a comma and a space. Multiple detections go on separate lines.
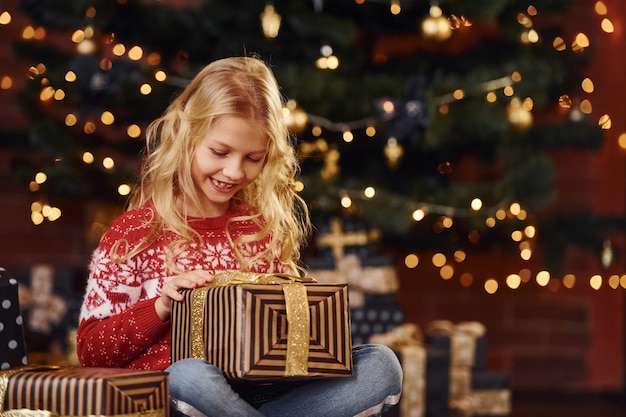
77, 203, 276, 370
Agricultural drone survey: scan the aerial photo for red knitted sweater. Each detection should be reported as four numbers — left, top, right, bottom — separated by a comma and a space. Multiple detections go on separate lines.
77, 202, 278, 370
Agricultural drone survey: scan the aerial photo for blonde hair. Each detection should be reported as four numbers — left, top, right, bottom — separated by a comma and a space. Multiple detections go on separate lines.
122, 56, 311, 274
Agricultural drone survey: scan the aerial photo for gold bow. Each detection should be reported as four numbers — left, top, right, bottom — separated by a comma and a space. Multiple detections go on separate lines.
190, 271, 317, 377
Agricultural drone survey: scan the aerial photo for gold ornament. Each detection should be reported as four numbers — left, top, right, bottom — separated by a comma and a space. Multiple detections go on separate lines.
283, 99, 308, 135
601, 239, 615, 270
507, 98, 533, 131
260, 4, 281, 39
384, 137, 404, 169
321, 147, 340, 181
421, 5, 452, 42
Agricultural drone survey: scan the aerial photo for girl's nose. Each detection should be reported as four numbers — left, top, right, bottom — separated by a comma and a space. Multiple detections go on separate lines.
222, 158, 244, 180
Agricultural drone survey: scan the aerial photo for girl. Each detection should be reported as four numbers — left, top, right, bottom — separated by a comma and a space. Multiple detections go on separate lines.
77, 56, 402, 417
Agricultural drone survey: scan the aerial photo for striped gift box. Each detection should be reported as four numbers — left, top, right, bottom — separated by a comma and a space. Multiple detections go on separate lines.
1, 366, 169, 416
171, 282, 353, 381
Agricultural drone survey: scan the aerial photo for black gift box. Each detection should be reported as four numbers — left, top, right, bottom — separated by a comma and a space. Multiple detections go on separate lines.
472, 370, 509, 390
0, 267, 28, 369
425, 346, 451, 417
350, 301, 404, 346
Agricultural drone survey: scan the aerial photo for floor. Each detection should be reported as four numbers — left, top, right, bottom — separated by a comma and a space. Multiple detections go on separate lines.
511, 392, 625, 417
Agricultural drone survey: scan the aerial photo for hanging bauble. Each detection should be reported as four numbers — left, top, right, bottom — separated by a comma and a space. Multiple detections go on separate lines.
600, 239, 615, 270
384, 137, 404, 169
321, 147, 340, 181
420, 5, 452, 42
283, 99, 308, 135
507, 98, 533, 131
260, 4, 281, 39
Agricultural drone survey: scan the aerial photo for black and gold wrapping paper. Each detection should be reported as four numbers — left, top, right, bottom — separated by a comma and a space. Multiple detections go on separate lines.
427, 320, 487, 405
0, 366, 169, 417
371, 324, 450, 417
171, 271, 353, 381
465, 371, 511, 417
426, 321, 510, 416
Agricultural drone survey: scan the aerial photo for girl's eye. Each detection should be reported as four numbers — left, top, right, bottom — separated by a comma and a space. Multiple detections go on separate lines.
247, 156, 262, 163
211, 149, 227, 157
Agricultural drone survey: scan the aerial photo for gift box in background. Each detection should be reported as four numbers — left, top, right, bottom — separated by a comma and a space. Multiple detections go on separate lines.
426, 320, 510, 416
306, 253, 399, 309
351, 293, 405, 346
0, 266, 28, 370
371, 324, 450, 417
13, 264, 83, 362
2, 366, 170, 417
171, 273, 352, 381
306, 216, 403, 344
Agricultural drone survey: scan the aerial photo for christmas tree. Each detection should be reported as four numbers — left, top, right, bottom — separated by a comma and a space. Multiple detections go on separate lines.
3, 0, 616, 274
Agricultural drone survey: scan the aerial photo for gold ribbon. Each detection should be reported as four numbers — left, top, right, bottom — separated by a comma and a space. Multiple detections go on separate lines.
189, 271, 316, 377
370, 324, 426, 417
467, 389, 511, 414
0, 367, 164, 417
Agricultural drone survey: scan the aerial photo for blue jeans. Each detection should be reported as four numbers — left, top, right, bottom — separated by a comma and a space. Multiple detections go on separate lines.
167, 344, 402, 417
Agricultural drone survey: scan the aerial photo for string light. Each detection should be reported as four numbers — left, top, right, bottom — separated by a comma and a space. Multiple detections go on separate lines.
402, 264, 626, 295
64, 114, 77, 126
0, 10, 11, 25
102, 157, 115, 169
82, 152, 94, 164
600, 18, 614, 33
140, 83, 152, 95
100, 111, 114, 125
572, 32, 590, 52
30, 201, 62, 224
127, 124, 141, 138
118, 184, 131, 196
390, 0, 401, 15
83, 121, 96, 134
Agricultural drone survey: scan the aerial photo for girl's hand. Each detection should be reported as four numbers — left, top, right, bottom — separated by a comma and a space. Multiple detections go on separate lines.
155, 270, 213, 321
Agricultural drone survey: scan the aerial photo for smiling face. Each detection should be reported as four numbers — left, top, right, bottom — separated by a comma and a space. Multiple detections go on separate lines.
189, 115, 268, 217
